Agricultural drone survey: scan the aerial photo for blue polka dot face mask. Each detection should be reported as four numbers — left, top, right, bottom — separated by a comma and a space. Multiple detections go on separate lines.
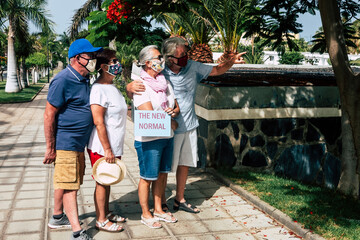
107, 62, 122, 76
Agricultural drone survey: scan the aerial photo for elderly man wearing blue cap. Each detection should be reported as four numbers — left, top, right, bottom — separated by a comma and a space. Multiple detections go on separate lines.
43, 39, 102, 240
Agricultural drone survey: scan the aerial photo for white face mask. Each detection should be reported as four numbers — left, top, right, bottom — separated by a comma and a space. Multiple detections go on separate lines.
86, 59, 97, 73
150, 59, 165, 73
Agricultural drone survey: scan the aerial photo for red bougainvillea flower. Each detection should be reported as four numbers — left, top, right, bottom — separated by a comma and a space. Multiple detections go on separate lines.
106, 0, 132, 24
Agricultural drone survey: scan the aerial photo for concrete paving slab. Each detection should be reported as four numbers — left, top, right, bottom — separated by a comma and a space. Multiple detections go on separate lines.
202, 218, 246, 232
0, 191, 15, 200
22, 176, 47, 183
4, 233, 42, 240
211, 194, 248, 206
126, 223, 170, 238
10, 208, 45, 221
196, 206, 231, 219
166, 220, 209, 235
254, 226, 297, 240
16, 190, 46, 199
0, 171, 22, 178
6, 220, 42, 234
19, 183, 47, 191
14, 198, 46, 209
0, 211, 6, 221
213, 232, 257, 240
177, 235, 218, 240
237, 214, 276, 229
23, 171, 48, 178
223, 204, 263, 217
0, 200, 12, 210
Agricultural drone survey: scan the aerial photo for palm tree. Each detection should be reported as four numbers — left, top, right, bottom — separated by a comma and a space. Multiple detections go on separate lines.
155, 13, 187, 38
0, 0, 52, 93
311, 21, 359, 54
193, 0, 251, 63
69, 0, 103, 40
156, 9, 215, 63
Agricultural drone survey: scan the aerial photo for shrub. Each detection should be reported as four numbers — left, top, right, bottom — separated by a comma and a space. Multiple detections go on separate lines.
279, 51, 304, 65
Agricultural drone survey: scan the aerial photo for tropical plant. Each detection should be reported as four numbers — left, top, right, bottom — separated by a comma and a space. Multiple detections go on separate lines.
15, 29, 36, 88
352, 19, 360, 54
155, 13, 186, 38
311, 21, 360, 54
25, 52, 48, 84
0, 0, 52, 93
0, 56, 6, 81
310, 28, 326, 53
237, 43, 264, 64
69, 0, 103, 40
156, 7, 216, 63
279, 51, 304, 65
116, 39, 144, 80
193, 0, 251, 62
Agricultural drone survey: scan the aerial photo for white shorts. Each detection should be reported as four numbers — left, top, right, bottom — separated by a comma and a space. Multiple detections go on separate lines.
171, 129, 198, 172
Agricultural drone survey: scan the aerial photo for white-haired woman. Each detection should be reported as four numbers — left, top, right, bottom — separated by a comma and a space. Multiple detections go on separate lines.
133, 45, 180, 228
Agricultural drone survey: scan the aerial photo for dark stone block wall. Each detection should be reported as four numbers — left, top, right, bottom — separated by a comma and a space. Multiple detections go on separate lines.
197, 117, 342, 189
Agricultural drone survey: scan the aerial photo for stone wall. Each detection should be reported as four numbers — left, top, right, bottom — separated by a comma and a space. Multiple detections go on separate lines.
197, 117, 342, 189
194, 69, 342, 190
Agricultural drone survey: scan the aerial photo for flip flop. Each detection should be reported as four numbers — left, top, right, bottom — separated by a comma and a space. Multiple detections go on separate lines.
154, 212, 177, 223
95, 219, 123, 232
140, 215, 162, 229
106, 212, 126, 223
173, 199, 200, 213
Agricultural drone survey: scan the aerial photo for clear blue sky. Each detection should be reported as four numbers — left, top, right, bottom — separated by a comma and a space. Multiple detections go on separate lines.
41, 0, 322, 42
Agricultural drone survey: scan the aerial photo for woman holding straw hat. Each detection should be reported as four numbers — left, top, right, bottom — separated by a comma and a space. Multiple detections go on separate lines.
87, 48, 126, 232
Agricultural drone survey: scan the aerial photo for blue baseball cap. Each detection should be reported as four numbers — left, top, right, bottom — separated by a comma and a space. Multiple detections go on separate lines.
68, 39, 103, 59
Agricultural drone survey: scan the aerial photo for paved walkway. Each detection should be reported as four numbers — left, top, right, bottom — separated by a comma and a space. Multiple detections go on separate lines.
0, 84, 303, 240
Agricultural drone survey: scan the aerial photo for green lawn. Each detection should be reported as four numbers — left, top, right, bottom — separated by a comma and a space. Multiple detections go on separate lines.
219, 169, 360, 239
0, 75, 53, 104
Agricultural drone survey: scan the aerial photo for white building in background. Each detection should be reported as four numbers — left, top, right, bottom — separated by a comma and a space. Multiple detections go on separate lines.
212, 51, 360, 66
262, 51, 360, 65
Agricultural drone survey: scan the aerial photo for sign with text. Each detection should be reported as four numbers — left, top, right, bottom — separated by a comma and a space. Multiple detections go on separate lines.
134, 110, 171, 137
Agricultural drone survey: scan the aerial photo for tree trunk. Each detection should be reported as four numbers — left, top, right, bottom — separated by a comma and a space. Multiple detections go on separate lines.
31, 68, 35, 84
26, 70, 29, 86
5, 21, 21, 93
338, 109, 359, 197
319, 0, 360, 196
20, 59, 28, 88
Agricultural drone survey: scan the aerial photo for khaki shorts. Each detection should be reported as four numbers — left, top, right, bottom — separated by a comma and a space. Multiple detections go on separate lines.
53, 150, 85, 190
171, 129, 198, 172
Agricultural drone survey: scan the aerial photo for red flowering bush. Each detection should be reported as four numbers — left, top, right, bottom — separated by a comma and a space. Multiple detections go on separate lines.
107, 0, 132, 24
0, 56, 6, 68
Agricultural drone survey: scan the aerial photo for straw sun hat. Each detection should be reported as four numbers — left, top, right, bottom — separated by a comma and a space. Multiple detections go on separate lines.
92, 157, 127, 186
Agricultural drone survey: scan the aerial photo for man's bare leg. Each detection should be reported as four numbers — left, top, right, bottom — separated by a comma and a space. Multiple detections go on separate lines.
63, 189, 81, 232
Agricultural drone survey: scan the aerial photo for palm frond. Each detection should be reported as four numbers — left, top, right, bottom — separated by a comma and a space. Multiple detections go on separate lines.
69, 0, 104, 40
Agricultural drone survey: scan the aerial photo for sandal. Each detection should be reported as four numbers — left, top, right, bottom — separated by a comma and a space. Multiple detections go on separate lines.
96, 219, 123, 232
141, 215, 162, 229
162, 203, 169, 212
106, 212, 126, 223
173, 199, 200, 213
154, 212, 177, 223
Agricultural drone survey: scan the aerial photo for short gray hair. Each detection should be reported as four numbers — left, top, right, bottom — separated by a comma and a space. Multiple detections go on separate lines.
137, 45, 159, 69
161, 37, 188, 65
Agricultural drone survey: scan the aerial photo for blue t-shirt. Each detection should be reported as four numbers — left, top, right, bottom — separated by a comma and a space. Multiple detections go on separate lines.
47, 65, 93, 152
162, 60, 213, 133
